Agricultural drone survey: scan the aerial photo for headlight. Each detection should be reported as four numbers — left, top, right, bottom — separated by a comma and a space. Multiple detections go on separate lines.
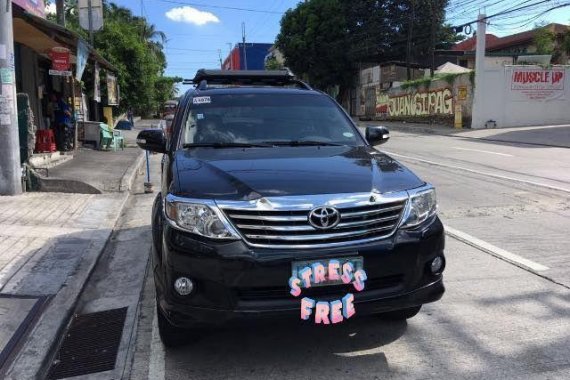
402, 188, 437, 228
165, 199, 238, 239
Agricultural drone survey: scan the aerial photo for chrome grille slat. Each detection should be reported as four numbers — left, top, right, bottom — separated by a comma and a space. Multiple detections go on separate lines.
341, 204, 404, 218
227, 214, 307, 222
237, 214, 400, 232
222, 197, 407, 248
245, 224, 395, 241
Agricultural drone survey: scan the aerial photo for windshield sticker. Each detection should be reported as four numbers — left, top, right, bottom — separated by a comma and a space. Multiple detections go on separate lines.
289, 262, 367, 324
196, 113, 204, 120
193, 96, 211, 104
343, 132, 354, 138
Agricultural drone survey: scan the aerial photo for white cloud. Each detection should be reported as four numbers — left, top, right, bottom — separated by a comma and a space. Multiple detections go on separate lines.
45, 2, 56, 15
165, 6, 220, 26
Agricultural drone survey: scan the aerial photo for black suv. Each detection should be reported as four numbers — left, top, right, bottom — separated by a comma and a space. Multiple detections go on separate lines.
137, 70, 445, 346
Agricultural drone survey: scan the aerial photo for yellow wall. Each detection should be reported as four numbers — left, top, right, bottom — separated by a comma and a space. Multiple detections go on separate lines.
103, 107, 113, 127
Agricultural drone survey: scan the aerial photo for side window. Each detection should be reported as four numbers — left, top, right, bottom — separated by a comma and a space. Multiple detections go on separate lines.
183, 111, 197, 145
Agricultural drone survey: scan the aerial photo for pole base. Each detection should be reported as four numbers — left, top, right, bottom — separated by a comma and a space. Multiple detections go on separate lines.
144, 182, 154, 193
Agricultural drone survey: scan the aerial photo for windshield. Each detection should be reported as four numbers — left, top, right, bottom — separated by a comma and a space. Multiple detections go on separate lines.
179, 93, 362, 147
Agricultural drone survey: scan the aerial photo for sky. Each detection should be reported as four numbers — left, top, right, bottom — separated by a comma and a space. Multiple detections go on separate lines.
59, 0, 569, 89
111, 0, 299, 83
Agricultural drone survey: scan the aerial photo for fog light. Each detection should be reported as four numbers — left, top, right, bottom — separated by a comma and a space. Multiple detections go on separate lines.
430, 256, 444, 274
174, 277, 194, 296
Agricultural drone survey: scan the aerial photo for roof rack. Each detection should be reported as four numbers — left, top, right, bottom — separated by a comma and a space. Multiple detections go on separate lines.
182, 69, 312, 90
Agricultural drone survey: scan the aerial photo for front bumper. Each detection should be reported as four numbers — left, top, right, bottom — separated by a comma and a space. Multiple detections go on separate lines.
155, 216, 446, 328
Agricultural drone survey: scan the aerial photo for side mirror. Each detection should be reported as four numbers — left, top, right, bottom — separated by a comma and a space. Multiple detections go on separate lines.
365, 126, 390, 146
137, 129, 167, 153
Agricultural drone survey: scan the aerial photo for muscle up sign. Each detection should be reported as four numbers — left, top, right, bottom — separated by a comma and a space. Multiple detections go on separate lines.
508, 67, 566, 102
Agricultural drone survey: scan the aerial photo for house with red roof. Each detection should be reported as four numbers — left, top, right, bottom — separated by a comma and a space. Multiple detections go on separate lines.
437, 23, 570, 69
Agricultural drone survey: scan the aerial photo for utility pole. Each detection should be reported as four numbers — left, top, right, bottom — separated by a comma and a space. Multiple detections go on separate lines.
56, 0, 65, 26
406, 0, 415, 80
471, 14, 487, 129
242, 22, 248, 70
0, 0, 22, 195
88, 0, 94, 45
218, 49, 223, 69
429, 1, 437, 77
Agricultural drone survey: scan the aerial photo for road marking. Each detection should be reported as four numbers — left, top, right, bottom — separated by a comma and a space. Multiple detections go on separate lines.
445, 225, 549, 272
148, 306, 166, 380
384, 151, 570, 193
452, 147, 513, 157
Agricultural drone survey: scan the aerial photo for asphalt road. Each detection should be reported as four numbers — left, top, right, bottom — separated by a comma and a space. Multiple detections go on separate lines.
125, 130, 570, 380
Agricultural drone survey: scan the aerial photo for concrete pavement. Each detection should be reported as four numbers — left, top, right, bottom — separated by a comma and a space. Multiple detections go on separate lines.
30, 120, 160, 194
364, 121, 570, 149
0, 120, 155, 378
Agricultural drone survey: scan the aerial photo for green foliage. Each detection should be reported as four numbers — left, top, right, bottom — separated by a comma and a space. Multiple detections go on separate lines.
400, 78, 432, 90
265, 56, 283, 70
400, 72, 465, 89
276, 0, 353, 95
276, 0, 461, 96
48, 1, 177, 116
534, 26, 556, 55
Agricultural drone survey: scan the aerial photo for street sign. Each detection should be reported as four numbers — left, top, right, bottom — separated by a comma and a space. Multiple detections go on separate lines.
49, 47, 70, 72
78, 0, 104, 32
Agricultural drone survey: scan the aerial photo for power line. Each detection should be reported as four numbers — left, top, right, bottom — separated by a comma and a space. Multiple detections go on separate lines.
156, 0, 284, 14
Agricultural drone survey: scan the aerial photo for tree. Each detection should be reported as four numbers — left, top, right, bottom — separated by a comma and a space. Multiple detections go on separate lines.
46, 0, 176, 116
276, 0, 460, 93
265, 56, 284, 70
276, 0, 354, 96
534, 25, 556, 55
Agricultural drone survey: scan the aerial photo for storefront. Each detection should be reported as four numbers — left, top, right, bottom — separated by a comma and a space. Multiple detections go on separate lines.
10, 3, 117, 162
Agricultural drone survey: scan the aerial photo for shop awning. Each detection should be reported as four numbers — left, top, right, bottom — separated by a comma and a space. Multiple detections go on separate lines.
12, 10, 117, 73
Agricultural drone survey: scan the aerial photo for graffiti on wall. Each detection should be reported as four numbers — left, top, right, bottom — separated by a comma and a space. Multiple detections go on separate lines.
377, 88, 454, 117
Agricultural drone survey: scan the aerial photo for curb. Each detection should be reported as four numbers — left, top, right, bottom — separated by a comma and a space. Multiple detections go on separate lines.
4, 193, 132, 380
28, 151, 146, 195
120, 151, 146, 193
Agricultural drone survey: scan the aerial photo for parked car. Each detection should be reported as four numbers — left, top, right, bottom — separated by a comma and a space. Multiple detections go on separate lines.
137, 70, 445, 346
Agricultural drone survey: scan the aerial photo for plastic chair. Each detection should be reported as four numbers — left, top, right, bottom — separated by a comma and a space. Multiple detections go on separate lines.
112, 130, 125, 151
99, 123, 113, 150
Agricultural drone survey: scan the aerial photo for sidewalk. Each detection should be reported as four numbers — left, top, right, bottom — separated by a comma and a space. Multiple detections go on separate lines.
0, 120, 155, 378
31, 126, 148, 194
364, 121, 570, 148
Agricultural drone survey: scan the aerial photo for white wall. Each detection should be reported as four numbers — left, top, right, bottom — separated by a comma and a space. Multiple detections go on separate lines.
472, 65, 570, 128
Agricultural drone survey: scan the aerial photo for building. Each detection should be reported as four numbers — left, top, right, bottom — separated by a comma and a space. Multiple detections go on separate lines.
264, 46, 285, 69
439, 23, 570, 69
356, 62, 425, 119
222, 43, 273, 70
7, 0, 118, 163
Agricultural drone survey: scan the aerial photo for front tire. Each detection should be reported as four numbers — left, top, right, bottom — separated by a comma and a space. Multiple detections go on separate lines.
377, 306, 422, 321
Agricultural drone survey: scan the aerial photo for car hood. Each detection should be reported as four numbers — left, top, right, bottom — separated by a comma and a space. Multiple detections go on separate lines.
171, 146, 424, 200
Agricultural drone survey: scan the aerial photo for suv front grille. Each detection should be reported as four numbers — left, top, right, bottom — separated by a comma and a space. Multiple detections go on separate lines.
222, 200, 407, 248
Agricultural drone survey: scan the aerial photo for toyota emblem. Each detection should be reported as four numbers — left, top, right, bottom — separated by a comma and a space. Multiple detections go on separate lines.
308, 207, 341, 230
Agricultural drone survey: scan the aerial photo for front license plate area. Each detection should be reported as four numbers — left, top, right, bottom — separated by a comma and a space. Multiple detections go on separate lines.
291, 256, 363, 287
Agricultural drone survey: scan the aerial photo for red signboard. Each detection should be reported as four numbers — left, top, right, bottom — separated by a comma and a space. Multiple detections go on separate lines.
12, 0, 46, 18
49, 47, 71, 71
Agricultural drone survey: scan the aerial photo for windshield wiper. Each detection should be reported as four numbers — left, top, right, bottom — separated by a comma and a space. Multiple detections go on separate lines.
262, 140, 345, 147
182, 142, 272, 148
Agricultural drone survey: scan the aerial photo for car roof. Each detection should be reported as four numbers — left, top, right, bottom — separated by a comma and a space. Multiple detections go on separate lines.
187, 86, 323, 97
